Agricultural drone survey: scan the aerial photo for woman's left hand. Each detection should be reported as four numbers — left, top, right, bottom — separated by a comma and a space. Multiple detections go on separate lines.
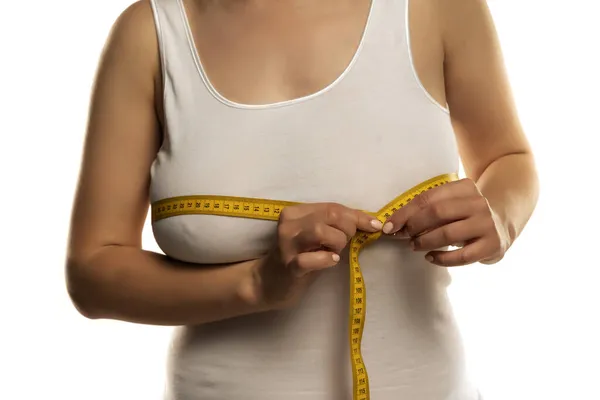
382, 178, 510, 267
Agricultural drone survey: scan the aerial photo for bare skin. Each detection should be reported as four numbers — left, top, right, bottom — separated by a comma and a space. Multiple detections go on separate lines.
66, 0, 538, 325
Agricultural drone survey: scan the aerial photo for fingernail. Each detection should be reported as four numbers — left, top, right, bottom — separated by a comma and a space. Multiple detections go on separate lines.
382, 222, 393, 234
425, 254, 434, 262
370, 219, 383, 230
332, 254, 340, 262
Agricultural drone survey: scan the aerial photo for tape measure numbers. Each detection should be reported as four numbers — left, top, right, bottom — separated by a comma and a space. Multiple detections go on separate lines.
151, 173, 459, 400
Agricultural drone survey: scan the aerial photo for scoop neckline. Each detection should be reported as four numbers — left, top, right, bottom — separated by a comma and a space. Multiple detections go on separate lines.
177, 0, 376, 110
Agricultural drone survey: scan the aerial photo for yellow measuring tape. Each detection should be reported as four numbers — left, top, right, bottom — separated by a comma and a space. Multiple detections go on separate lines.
151, 173, 458, 400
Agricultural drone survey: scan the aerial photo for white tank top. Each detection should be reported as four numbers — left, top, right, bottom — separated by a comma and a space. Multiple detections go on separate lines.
149, 0, 480, 399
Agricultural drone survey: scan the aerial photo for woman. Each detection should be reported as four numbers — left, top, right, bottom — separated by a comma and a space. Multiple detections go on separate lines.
66, 0, 539, 398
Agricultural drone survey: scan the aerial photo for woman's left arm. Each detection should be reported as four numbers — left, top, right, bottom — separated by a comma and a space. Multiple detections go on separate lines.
383, 0, 539, 266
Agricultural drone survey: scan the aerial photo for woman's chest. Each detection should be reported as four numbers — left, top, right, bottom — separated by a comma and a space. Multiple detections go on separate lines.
152, 93, 457, 206
150, 0, 456, 264
149, 98, 458, 264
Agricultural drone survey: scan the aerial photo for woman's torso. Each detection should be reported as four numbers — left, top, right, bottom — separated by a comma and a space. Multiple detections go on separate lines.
148, 0, 478, 398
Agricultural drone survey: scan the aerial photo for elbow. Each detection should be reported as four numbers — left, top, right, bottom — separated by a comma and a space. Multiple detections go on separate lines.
65, 256, 107, 320
68, 297, 102, 320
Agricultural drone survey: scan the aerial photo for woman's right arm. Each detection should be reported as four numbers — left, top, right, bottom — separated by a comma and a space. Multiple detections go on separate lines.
65, 1, 381, 327
65, 1, 268, 326
66, 0, 381, 325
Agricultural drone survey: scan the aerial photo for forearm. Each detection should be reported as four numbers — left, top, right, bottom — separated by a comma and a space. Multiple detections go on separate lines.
66, 246, 267, 326
475, 152, 539, 245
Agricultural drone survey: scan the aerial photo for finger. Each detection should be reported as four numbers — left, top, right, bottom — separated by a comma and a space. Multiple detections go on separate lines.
291, 251, 341, 277
321, 204, 381, 238
402, 197, 480, 238
279, 204, 309, 221
424, 238, 490, 267
382, 178, 477, 235
295, 223, 349, 254
352, 209, 383, 233
411, 217, 484, 251
280, 202, 347, 222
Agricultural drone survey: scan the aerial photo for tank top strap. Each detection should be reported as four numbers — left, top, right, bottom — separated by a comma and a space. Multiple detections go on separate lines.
365, 0, 408, 38
342, 0, 447, 114
150, 0, 210, 108
352, 0, 410, 73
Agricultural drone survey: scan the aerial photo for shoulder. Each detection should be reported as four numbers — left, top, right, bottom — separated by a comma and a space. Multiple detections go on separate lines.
94, 0, 163, 112
110, 0, 157, 40
436, 0, 499, 56
98, 0, 160, 85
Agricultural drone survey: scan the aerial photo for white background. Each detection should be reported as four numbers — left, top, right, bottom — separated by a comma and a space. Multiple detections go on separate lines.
1, 1, 599, 399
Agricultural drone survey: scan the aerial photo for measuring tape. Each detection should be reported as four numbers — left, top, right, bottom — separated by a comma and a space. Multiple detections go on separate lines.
151, 173, 458, 400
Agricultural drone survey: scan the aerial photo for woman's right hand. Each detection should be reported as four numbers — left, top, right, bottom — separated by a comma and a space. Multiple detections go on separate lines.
253, 203, 383, 310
